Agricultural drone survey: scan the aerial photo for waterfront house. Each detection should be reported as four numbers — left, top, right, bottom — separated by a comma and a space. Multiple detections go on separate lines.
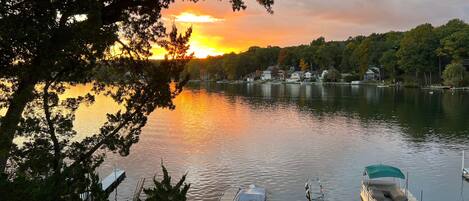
304, 72, 312, 79
364, 67, 381, 81
291, 71, 303, 80
261, 70, 272, 80
319, 70, 329, 82
277, 70, 286, 80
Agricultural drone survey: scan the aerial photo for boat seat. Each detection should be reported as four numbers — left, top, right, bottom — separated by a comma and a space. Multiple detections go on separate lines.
370, 189, 386, 200
389, 188, 407, 201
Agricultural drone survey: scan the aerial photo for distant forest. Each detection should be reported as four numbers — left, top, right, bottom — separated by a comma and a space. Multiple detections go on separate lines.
182, 19, 469, 86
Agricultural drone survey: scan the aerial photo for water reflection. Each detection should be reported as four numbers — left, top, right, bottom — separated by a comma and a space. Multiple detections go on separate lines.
90, 83, 469, 201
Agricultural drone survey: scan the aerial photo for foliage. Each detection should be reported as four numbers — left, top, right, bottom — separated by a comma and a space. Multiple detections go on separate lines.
324, 68, 341, 82
299, 59, 309, 71
380, 50, 398, 81
142, 164, 190, 201
0, 0, 274, 200
183, 19, 468, 87
343, 74, 361, 82
397, 24, 439, 78
442, 63, 467, 87
440, 27, 469, 62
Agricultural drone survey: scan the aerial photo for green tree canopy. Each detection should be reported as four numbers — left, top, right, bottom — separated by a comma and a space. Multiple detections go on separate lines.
397, 24, 439, 78
442, 62, 467, 87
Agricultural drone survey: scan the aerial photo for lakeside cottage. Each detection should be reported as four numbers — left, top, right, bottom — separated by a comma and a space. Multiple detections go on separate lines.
304, 72, 312, 79
261, 70, 272, 80
290, 71, 303, 80
319, 70, 329, 82
364, 67, 381, 81
277, 70, 286, 80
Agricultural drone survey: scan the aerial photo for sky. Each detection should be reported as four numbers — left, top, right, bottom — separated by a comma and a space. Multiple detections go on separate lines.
150, 0, 469, 59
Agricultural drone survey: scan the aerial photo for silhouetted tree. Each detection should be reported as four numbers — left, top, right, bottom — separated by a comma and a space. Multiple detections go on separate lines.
0, 0, 274, 200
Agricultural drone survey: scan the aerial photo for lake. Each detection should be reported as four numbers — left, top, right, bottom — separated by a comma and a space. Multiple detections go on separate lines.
88, 82, 469, 201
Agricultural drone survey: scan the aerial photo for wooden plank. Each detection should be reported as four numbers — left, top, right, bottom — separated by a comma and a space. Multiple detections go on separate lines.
102, 169, 126, 193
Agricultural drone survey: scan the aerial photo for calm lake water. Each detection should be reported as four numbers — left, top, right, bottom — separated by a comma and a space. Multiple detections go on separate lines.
87, 82, 469, 201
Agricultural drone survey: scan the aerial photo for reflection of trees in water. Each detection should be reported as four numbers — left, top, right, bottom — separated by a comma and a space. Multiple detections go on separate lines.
188, 83, 469, 144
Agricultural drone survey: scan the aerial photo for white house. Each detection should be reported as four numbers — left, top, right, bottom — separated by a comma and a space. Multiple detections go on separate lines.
319, 70, 329, 82
261, 70, 272, 80
291, 71, 304, 79
364, 67, 380, 81
304, 72, 312, 79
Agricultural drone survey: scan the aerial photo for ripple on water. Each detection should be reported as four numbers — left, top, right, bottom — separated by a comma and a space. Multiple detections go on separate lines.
100, 85, 469, 201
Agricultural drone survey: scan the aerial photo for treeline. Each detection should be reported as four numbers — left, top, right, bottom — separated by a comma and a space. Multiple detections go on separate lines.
183, 19, 469, 86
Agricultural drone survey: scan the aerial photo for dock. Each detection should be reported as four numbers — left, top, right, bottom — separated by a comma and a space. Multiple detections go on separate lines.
80, 169, 126, 200
102, 169, 126, 193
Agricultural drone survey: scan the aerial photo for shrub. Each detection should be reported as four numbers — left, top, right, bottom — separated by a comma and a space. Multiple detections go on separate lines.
443, 63, 467, 87
343, 74, 360, 82
324, 68, 341, 82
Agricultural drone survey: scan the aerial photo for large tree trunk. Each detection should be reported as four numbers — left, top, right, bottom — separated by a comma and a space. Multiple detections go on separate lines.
0, 77, 37, 172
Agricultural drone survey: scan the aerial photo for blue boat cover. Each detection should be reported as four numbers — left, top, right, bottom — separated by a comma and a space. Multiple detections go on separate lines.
364, 164, 405, 179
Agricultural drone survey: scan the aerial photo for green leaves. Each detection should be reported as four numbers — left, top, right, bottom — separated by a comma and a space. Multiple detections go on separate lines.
397, 24, 439, 75
442, 62, 467, 87
143, 164, 190, 201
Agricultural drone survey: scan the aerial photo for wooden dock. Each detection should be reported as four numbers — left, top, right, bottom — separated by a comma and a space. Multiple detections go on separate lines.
80, 169, 126, 200
102, 169, 126, 193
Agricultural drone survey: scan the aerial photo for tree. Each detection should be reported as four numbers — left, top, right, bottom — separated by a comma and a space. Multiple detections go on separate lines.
324, 68, 341, 82
142, 163, 190, 201
397, 23, 439, 85
442, 63, 467, 87
441, 27, 469, 62
0, 0, 274, 199
380, 50, 398, 81
299, 59, 309, 71
1, 25, 193, 201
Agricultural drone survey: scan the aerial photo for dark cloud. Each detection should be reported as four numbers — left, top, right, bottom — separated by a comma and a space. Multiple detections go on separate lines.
159, 0, 469, 56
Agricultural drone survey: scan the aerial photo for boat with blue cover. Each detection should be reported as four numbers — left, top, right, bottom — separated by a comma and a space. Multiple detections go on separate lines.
360, 164, 417, 201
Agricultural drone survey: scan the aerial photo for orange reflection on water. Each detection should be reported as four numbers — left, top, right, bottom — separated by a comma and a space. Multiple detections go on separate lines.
147, 90, 252, 154
62, 84, 121, 140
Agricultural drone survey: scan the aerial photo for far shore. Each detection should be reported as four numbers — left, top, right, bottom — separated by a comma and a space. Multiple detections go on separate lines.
187, 79, 469, 91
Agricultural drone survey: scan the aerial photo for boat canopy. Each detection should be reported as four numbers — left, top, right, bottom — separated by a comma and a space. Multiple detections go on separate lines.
364, 164, 405, 179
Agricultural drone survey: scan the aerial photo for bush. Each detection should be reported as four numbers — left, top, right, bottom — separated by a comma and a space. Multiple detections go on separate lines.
443, 63, 467, 87
324, 68, 341, 82
343, 74, 360, 82
143, 164, 190, 201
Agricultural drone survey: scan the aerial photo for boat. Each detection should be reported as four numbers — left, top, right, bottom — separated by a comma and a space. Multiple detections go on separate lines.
351, 81, 362, 85
305, 178, 325, 201
285, 78, 300, 84
462, 151, 469, 180
220, 184, 266, 201
360, 164, 417, 201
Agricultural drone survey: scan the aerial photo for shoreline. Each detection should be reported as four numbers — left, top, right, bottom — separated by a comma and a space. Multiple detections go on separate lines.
187, 80, 469, 90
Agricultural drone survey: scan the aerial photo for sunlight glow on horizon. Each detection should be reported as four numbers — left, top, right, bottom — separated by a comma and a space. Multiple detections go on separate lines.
151, 12, 242, 59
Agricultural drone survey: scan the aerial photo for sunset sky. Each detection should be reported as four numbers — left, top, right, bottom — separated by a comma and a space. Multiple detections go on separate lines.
151, 0, 469, 59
